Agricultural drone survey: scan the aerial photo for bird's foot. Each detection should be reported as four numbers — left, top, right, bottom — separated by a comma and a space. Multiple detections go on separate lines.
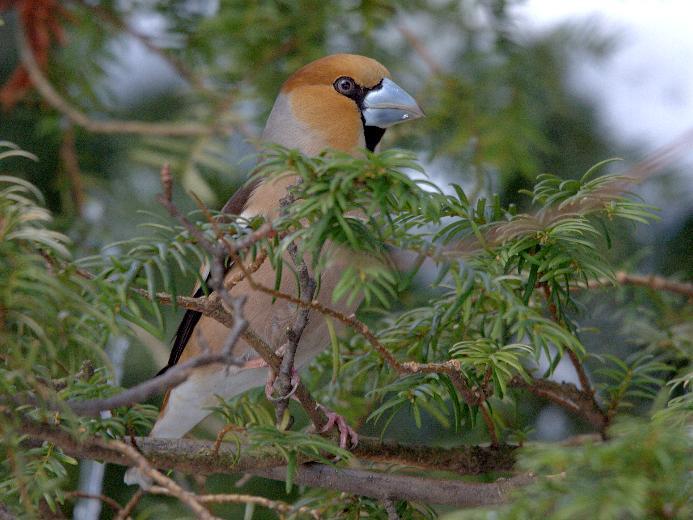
265, 367, 300, 401
318, 404, 358, 449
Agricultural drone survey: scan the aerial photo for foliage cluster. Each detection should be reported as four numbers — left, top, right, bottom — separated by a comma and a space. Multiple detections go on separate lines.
1, 139, 690, 518
0, 1, 690, 518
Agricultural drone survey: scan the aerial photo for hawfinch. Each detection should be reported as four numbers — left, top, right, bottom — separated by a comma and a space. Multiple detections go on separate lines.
125, 54, 423, 486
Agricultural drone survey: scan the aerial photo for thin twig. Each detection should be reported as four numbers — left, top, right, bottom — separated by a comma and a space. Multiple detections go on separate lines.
156, 168, 330, 432
16, 26, 224, 137
585, 271, 693, 299
539, 283, 606, 432
114, 489, 143, 520
510, 376, 607, 432
70, 0, 214, 96
479, 403, 499, 447
65, 492, 122, 513
272, 191, 317, 424
108, 440, 218, 519
213, 423, 243, 456
66, 307, 247, 415
149, 486, 321, 519
396, 25, 443, 76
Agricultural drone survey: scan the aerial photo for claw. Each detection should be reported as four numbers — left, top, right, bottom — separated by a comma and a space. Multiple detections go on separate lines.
265, 367, 300, 401
318, 404, 358, 449
265, 369, 276, 401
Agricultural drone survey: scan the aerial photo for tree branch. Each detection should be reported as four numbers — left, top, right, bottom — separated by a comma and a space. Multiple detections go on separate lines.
271, 191, 318, 423
510, 376, 608, 432
251, 464, 534, 508
586, 271, 693, 299
17, 419, 524, 509
540, 282, 607, 434
66, 298, 247, 416
58, 125, 85, 216
108, 440, 217, 519
148, 487, 320, 519
18, 419, 516, 478
396, 25, 444, 76
16, 26, 224, 137
70, 0, 214, 97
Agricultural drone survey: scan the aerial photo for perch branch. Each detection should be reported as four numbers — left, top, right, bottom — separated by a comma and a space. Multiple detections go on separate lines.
17, 419, 517, 478
251, 464, 535, 507
17, 419, 524, 508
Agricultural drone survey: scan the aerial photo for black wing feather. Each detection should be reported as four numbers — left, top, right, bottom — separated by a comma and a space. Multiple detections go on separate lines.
156, 177, 261, 376
156, 286, 206, 376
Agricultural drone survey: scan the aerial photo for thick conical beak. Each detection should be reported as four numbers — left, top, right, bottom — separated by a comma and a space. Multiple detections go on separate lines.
362, 78, 424, 128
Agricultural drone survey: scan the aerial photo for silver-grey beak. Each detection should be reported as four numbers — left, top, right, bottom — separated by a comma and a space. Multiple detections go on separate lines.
362, 78, 424, 128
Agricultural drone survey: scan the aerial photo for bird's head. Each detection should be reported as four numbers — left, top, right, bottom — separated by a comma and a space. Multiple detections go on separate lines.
262, 54, 424, 155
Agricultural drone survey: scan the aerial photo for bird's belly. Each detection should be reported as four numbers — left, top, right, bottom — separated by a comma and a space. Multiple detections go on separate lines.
239, 245, 368, 360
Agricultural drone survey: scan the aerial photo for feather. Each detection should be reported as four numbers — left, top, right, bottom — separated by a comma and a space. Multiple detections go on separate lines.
157, 177, 261, 376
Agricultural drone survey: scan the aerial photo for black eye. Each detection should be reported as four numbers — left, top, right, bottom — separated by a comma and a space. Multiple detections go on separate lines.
334, 76, 356, 95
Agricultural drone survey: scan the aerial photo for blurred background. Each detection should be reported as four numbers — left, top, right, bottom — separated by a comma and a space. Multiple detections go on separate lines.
1, 1, 691, 517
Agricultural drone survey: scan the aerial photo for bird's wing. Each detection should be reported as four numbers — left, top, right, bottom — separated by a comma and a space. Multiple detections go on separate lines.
157, 177, 261, 376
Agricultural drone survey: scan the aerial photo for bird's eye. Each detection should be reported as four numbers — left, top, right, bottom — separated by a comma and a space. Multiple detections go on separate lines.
334, 76, 356, 95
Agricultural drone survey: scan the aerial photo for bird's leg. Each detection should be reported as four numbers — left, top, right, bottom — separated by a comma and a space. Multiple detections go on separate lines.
317, 403, 359, 449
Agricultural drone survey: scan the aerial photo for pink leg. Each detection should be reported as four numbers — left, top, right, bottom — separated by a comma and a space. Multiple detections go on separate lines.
318, 404, 358, 449
261, 367, 357, 449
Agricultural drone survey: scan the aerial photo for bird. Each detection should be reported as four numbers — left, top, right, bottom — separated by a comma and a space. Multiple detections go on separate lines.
125, 53, 423, 486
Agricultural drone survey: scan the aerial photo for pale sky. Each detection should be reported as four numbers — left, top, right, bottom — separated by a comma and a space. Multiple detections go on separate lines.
516, 0, 693, 165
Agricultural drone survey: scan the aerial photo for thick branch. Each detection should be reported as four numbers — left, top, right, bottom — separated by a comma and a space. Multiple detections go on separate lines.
252, 464, 534, 507
18, 420, 523, 508
18, 420, 516, 478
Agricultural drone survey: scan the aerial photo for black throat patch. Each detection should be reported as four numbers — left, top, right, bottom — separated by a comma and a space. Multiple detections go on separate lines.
335, 78, 387, 151
363, 125, 386, 151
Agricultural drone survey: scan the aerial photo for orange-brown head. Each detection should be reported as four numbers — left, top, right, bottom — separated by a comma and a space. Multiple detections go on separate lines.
262, 54, 423, 155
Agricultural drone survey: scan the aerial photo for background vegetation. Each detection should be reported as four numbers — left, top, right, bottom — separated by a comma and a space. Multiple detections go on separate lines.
0, 1, 690, 518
